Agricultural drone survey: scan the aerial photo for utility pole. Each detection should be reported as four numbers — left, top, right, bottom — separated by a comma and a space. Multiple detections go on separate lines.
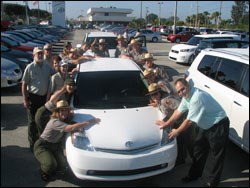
48, 2, 51, 13
158, 2, 163, 27
145, 7, 149, 24
218, 1, 222, 29
173, 1, 177, 34
195, 1, 198, 29
140, 1, 142, 19
24, 1, 29, 25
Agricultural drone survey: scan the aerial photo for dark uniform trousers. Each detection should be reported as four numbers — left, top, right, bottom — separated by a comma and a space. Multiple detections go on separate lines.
34, 138, 67, 175
27, 93, 47, 148
188, 117, 229, 185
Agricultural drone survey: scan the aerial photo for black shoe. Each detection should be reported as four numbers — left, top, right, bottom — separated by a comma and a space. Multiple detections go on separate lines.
181, 176, 199, 183
40, 169, 55, 182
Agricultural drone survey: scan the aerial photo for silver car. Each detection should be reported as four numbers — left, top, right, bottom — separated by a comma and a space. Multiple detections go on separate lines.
1, 58, 22, 88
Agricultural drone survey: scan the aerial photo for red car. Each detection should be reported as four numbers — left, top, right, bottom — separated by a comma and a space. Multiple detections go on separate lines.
167, 31, 199, 43
1, 35, 34, 53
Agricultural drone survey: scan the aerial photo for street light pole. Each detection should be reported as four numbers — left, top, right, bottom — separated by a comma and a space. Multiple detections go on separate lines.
158, 2, 163, 27
145, 7, 149, 24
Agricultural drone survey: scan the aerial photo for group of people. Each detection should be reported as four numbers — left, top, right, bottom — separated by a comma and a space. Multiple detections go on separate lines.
21, 33, 229, 187
21, 43, 100, 181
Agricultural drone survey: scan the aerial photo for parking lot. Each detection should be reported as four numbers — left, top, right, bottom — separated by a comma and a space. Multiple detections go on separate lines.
1, 29, 249, 187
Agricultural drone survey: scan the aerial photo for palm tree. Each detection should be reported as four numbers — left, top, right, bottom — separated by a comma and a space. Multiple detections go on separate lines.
203, 11, 210, 27
211, 11, 220, 25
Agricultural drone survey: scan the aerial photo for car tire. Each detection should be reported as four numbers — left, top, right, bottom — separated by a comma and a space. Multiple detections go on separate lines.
188, 55, 195, 65
152, 37, 158, 42
175, 38, 181, 43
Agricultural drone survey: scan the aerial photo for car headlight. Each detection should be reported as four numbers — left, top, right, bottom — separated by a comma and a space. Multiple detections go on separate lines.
161, 126, 174, 146
73, 129, 95, 151
180, 49, 190, 52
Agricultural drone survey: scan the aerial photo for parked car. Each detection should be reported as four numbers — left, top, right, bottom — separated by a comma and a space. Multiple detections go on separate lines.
2, 32, 43, 48
199, 27, 215, 35
128, 29, 162, 42
1, 57, 22, 88
66, 57, 177, 180
191, 39, 249, 61
185, 48, 249, 153
1, 35, 34, 53
168, 34, 241, 65
167, 30, 200, 43
1, 44, 32, 72
79, 31, 118, 57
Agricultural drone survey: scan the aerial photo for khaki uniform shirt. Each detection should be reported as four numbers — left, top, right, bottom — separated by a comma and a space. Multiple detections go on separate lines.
22, 61, 53, 96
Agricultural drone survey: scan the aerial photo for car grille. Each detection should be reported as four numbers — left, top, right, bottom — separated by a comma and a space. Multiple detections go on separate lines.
171, 50, 179, 54
94, 143, 159, 155
87, 163, 168, 176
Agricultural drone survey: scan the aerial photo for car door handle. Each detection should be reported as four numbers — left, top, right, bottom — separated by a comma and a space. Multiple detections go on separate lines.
233, 101, 242, 106
204, 85, 210, 89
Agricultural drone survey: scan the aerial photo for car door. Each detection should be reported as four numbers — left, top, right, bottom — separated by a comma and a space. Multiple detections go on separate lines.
181, 32, 191, 42
229, 66, 249, 152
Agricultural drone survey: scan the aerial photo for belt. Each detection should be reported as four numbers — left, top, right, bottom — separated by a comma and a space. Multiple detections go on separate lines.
212, 117, 229, 128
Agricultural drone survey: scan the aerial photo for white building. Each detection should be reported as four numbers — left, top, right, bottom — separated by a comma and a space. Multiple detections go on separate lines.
85, 7, 135, 25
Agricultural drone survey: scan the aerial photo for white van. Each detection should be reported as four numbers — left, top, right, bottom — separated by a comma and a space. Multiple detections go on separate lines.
186, 48, 249, 153
168, 34, 241, 64
78, 31, 118, 57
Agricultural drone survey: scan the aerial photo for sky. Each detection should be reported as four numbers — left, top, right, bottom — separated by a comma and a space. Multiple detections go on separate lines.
3, 1, 235, 21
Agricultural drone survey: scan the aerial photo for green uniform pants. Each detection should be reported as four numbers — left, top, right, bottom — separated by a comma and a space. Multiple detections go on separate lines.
34, 138, 67, 175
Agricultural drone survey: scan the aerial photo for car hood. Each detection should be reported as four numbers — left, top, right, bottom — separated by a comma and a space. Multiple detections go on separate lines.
1, 58, 19, 69
72, 107, 164, 150
171, 44, 197, 50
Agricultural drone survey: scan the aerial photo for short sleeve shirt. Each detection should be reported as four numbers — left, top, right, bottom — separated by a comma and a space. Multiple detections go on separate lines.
40, 118, 68, 143
177, 87, 226, 129
22, 61, 53, 96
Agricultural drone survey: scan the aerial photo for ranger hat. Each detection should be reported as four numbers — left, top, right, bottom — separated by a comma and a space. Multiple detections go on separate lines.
142, 53, 156, 61
146, 83, 161, 95
55, 100, 71, 110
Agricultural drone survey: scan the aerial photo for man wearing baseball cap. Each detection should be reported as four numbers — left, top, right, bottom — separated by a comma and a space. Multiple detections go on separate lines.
22, 47, 54, 152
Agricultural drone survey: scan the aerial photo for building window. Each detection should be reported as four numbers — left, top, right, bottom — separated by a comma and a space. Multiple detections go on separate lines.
104, 13, 109, 16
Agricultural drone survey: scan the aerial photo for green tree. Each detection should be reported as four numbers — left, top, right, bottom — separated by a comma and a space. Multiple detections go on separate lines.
231, 1, 248, 25
147, 13, 158, 25
211, 11, 220, 25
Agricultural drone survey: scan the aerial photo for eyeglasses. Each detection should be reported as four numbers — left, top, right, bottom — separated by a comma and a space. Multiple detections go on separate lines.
177, 87, 186, 94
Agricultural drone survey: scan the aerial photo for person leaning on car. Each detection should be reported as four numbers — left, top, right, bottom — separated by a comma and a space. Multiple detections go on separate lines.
156, 78, 229, 187
33, 100, 101, 182
22, 47, 54, 152
35, 79, 76, 136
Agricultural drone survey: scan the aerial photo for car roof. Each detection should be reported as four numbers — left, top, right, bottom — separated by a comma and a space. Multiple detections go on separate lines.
85, 31, 117, 38
194, 34, 240, 38
78, 58, 141, 72
201, 38, 247, 42
203, 48, 249, 63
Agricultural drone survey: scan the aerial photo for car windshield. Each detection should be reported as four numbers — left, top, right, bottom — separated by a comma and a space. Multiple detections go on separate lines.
187, 36, 204, 45
86, 37, 118, 49
73, 70, 150, 109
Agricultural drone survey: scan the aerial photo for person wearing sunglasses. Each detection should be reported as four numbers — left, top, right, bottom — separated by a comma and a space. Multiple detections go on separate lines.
156, 78, 229, 187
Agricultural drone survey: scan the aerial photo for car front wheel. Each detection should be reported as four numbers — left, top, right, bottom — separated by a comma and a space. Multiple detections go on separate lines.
188, 55, 195, 65
175, 38, 181, 43
152, 37, 158, 42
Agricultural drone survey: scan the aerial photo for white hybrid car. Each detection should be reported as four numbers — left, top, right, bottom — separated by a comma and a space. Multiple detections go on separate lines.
168, 34, 240, 65
65, 58, 177, 181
